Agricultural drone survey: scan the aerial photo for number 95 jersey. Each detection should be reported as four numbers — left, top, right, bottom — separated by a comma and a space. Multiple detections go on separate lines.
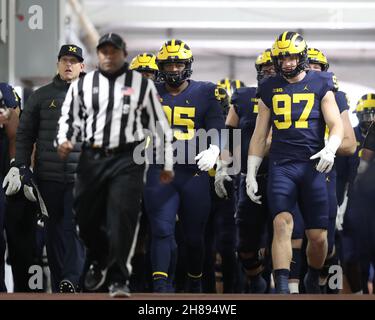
155, 80, 225, 166
257, 70, 337, 162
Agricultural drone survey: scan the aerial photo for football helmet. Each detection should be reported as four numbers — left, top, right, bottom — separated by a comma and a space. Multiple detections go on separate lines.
215, 85, 230, 116
156, 39, 193, 87
217, 78, 245, 97
271, 31, 308, 79
356, 94, 375, 135
255, 48, 275, 81
307, 48, 329, 71
129, 53, 158, 79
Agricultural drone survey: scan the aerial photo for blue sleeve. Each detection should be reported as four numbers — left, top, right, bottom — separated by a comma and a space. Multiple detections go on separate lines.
319, 72, 338, 100
0, 83, 21, 108
257, 79, 271, 109
335, 91, 350, 114
204, 83, 225, 147
230, 89, 240, 115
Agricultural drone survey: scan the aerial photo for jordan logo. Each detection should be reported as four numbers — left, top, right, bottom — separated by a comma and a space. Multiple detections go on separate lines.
49, 99, 57, 108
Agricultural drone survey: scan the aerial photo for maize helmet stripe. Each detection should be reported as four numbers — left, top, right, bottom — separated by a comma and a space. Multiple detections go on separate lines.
356, 94, 375, 112
356, 93, 375, 134
272, 31, 308, 78
156, 39, 193, 86
307, 47, 329, 71
129, 53, 158, 72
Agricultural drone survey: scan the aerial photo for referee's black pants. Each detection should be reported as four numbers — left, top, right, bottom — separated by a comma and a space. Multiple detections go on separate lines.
74, 147, 145, 284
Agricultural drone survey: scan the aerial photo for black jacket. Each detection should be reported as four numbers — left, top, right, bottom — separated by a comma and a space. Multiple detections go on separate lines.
15, 74, 82, 183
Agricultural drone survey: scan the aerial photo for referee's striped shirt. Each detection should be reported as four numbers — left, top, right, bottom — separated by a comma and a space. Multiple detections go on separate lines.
56, 66, 173, 170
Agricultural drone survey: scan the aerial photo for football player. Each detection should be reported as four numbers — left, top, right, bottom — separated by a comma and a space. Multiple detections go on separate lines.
306, 48, 356, 292
339, 95, 375, 293
247, 31, 344, 293
129, 53, 159, 81
215, 49, 275, 293
203, 84, 240, 293
144, 39, 225, 293
128, 52, 159, 292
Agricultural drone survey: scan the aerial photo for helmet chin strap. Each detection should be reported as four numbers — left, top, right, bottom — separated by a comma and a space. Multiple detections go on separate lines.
282, 68, 303, 79
164, 72, 184, 87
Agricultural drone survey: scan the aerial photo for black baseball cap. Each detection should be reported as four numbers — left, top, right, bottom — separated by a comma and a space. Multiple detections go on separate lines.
58, 44, 84, 62
97, 33, 126, 51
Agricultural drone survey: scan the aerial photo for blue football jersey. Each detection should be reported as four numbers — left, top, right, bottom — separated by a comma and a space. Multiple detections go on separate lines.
257, 70, 337, 161
0, 83, 21, 109
231, 87, 267, 174
335, 90, 350, 114
156, 80, 225, 166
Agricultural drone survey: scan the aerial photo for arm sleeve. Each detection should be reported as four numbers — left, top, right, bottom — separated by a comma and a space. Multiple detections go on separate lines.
56, 79, 82, 146
144, 80, 173, 171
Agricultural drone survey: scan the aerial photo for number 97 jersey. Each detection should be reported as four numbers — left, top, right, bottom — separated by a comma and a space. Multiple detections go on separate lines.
257, 70, 337, 162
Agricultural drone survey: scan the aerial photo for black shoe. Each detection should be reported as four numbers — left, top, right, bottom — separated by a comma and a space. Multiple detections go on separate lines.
304, 273, 321, 294
153, 277, 168, 293
84, 262, 107, 291
109, 282, 131, 298
186, 278, 202, 293
59, 280, 76, 293
249, 274, 267, 293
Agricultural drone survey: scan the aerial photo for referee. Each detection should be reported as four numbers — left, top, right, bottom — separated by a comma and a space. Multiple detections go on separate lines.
56, 33, 174, 297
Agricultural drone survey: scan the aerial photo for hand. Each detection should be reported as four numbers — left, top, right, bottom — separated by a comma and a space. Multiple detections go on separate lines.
357, 159, 369, 175
0, 83, 20, 108
246, 155, 263, 204
310, 135, 341, 173
335, 205, 344, 231
336, 184, 349, 231
246, 174, 262, 204
23, 185, 37, 202
58, 141, 74, 160
0, 108, 10, 126
214, 160, 232, 198
2, 167, 21, 196
310, 147, 335, 173
160, 170, 174, 184
19, 166, 37, 202
194, 144, 220, 171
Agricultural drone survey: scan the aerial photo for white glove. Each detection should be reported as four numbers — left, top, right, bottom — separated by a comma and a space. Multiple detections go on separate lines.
195, 144, 220, 171
335, 206, 344, 232
357, 159, 369, 175
23, 185, 37, 202
336, 184, 349, 231
246, 155, 263, 204
214, 160, 232, 198
310, 135, 342, 173
2, 167, 21, 196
